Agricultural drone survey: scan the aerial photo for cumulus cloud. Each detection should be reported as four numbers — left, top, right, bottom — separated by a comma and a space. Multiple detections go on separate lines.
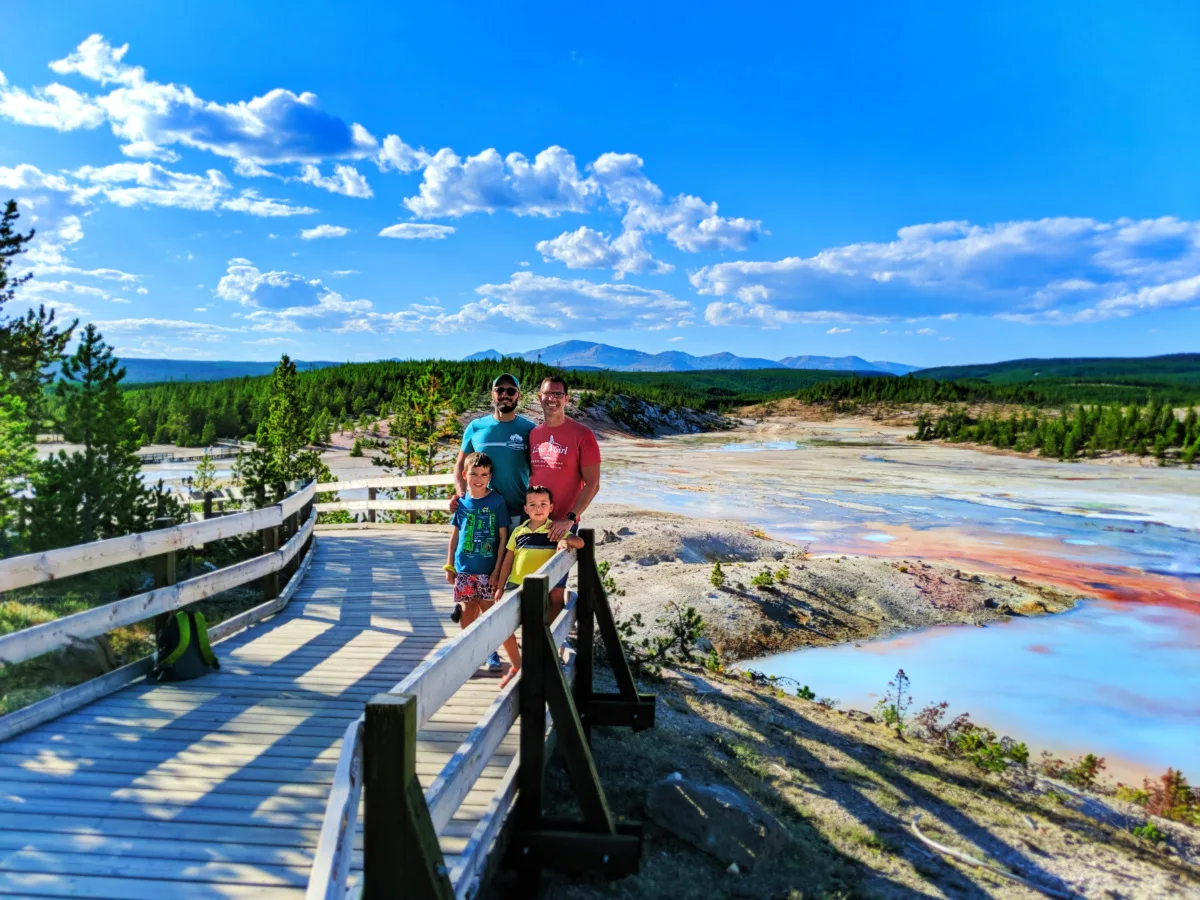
589, 153, 764, 253
213, 258, 373, 333
404, 146, 596, 218
300, 224, 350, 240
0, 164, 93, 267
375, 134, 430, 174
536, 226, 672, 279
692, 217, 1200, 325
298, 164, 372, 198
381, 271, 693, 334
71, 161, 316, 216
378, 222, 456, 240
2, 35, 378, 165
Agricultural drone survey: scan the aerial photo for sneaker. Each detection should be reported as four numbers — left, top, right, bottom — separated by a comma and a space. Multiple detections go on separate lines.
450, 604, 462, 624
487, 651, 503, 672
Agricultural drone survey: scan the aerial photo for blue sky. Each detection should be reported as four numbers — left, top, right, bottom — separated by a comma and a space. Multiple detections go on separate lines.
2, 1, 1199, 367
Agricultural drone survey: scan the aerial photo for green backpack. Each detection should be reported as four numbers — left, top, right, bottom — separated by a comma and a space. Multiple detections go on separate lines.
153, 610, 220, 682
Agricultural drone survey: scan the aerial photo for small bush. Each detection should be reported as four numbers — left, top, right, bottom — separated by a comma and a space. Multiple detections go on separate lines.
796, 684, 816, 701
1132, 821, 1167, 844
709, 561, 726, 589
615, 601, 707, 675
596, 560, 625, 597
1144, 768, 1197, 824
775, 565, 790, 583
703, 648, 723, 673
349, 438, 364, 458
750, 569, 774, 589
1062, 753, 1107, 791
873, 669, 913, 737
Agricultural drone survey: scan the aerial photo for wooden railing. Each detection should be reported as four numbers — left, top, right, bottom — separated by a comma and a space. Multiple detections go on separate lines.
315, 473, 457, 520
306, 529, 656, 900
0, 480, 318, 739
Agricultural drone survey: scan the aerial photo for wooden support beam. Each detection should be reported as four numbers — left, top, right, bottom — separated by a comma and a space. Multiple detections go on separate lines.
202, 492, 214, 520
363, 694, 453, 900
261, 524, 280, 602
590, 561, 641, 703
366, 487, 376, 524
575, 529, 597, 742
517, 575, 550, 895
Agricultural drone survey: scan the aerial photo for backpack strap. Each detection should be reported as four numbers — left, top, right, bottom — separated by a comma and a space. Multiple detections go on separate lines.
193, 611, 220, 669
159, 611, 192, 668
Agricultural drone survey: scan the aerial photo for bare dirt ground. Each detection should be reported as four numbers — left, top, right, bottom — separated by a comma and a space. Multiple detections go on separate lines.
586, 505, 1078, 661
536, 667, 1200, 900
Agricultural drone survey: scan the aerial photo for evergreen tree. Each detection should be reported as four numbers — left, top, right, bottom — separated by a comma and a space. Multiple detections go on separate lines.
0, 395, 36, 557
0, 201, 76, 432
243, 355, 332, 505
193, 450, 217, 493
29, 325, 151, 548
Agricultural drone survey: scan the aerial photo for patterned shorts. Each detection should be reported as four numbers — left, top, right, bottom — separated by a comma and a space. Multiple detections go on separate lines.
454, 572, 493, 605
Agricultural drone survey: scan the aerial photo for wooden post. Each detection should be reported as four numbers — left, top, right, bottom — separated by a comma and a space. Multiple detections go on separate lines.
262, 523, 280, 602
517, 574, 550, 894
363, 694, 453, 900
366, 486, 376, 525
202, 492, 214, 520
151, 549, 177, 655
576, 529, 597, 742
407, 484, 416, 525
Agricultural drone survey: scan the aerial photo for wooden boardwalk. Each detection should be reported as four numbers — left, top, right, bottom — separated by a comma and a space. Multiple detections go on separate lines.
0, 529, 517, 898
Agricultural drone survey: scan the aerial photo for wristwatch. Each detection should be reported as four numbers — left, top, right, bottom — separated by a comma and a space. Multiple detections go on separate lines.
566, 511, 577, 521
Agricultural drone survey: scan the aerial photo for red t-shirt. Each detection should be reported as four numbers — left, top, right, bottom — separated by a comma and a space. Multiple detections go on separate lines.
529, 417, 601, 520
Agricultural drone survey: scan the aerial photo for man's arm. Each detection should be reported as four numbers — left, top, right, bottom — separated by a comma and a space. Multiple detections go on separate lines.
445, 526, 459, 585
448, 448, 468, 513
548, 463, 600, 541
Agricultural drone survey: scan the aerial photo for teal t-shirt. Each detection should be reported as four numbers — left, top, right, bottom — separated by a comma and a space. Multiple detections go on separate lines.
461, 415, 535, 518
451, 491, 508, 574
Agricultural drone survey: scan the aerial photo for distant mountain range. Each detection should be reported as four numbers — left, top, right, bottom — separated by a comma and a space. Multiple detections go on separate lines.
116, 358, 342, 383
463, 341, 919, 375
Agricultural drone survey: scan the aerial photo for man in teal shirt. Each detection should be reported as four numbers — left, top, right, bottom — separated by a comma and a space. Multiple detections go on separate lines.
452, 373, 536, 526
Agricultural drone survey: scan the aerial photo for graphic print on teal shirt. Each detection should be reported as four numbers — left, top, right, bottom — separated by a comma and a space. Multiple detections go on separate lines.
451, 491, 508, 574
461, 415, 535, 518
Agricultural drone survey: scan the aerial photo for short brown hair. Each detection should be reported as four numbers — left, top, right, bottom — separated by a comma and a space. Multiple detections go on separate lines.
539, 375, 568, 394
526, 484, 553, 503
463, 451, 493, 473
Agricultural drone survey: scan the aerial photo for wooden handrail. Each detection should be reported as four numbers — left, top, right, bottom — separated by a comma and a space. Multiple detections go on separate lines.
315, 473, 456, 493
0, 480, 316, 593
0, 506, 316, 666
305, 548, 576, 900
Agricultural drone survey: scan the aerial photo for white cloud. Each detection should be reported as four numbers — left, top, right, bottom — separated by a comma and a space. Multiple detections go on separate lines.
330, 269, 360, 277
667, 336, 685, 342
110, 297, 131, 303
916, 327, 936, 335
298, 164, 372, 198
381, 271, 693, 334
375, 134, 430, 173
243, 336, 296, 345
692, 216, 1200, 325
0, 78, 105, 130
72, 161, 316, 217
3, 35, 378, 165
214, 258, 373, 333
378, 222, 456, 240
300, 224, 350, 240
826, 326, 851, 334
590, 153, 764, 253
536, 226, 672, 279
194, 307, 207, 312
404, 146, 596, 218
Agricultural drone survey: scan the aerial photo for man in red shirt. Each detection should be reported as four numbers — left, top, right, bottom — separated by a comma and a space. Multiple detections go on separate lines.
529, 375, 601, 542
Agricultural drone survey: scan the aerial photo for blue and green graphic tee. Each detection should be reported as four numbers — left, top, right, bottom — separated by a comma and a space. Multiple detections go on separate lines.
460, 415, 535, 518
451, 491, 509, 574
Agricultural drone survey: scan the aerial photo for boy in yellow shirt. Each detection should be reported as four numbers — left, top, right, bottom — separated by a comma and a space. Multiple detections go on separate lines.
492, 485, 583, 686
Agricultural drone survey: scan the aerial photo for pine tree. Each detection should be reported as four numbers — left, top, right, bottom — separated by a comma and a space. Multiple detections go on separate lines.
193, 450, 217, 493
0, 395, 36, 556
29, 325, 151, 548
244, 355, 332, 505
0, 201, 76, 432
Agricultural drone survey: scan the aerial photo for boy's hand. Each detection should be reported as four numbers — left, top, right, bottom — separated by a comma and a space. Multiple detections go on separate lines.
492, 583, 504, 601
447, 493, 461, 513
445, 569, 456, 585
556, 539, 572, 551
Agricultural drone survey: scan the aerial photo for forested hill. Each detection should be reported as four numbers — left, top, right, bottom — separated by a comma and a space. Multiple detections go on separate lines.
915, 353, 1200, 385
122, 359, 860, 446
117, 358, 343, 383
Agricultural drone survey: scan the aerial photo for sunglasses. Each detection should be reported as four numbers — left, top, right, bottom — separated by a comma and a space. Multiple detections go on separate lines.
540, 391, 567, 399
493, 387, 519, 396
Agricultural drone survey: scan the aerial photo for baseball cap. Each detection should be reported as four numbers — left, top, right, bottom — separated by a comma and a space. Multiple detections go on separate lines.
492, 373, 520, 390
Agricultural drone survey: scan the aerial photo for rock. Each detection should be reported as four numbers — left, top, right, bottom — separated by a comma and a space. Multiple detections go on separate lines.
57, 635, 120, 682
598, 528, 621, 545
727, 863, 740, 875
637, 556, 659, 566
617, 526, 634, 536
646, 776, 787, 868
844, 709, 876, 724
696, 637, 714, 653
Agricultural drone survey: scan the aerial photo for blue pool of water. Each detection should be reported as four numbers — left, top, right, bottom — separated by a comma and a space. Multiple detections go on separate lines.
744, 601, 1200, 777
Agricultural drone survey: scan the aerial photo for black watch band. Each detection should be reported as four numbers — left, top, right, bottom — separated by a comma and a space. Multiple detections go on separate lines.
566, 511, 577, 521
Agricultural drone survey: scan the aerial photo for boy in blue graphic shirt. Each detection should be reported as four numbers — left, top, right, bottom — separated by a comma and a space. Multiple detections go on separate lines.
445, 452, 513, 673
